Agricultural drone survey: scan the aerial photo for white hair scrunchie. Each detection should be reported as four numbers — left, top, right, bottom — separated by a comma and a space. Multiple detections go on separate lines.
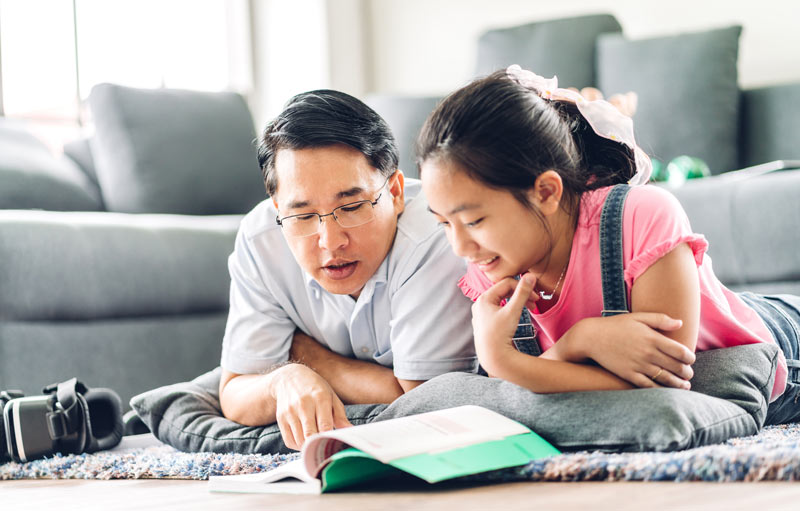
506, 64, 652, 186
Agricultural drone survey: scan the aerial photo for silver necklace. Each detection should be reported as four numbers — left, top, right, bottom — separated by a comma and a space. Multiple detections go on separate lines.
537, 263, 568, 301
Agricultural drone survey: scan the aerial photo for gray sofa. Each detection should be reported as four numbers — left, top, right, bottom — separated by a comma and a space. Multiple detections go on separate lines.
1, 13, 799, 417
365, 14, 800, 294
0, 85, 264, 410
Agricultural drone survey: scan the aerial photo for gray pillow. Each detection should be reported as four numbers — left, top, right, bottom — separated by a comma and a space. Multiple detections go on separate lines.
0, 120, 103, 211
131, 367, 386, 454
88, 83, 265, 215
476, 14, 622, 90
131, 343, 777, 454
597, 26, 742, 174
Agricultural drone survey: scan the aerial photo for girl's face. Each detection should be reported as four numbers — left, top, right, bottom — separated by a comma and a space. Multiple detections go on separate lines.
421, 158, 556, 283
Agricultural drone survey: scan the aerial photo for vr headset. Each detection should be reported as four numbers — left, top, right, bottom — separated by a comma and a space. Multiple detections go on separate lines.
1, 378, 123, 463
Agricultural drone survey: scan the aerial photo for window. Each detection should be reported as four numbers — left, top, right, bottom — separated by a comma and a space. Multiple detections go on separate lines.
0, 0, 249, 150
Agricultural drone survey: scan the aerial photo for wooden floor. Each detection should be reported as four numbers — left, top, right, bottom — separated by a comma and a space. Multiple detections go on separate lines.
5, 478, 800, 511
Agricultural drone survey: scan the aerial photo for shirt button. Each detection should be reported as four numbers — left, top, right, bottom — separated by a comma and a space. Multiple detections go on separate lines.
361, 347, 369, 353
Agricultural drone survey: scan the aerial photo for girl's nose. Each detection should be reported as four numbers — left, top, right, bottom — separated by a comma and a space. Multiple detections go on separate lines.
449, 225, 476, 259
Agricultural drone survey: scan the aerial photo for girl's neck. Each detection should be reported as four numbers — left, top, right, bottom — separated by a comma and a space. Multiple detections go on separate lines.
532, 204, 578, 309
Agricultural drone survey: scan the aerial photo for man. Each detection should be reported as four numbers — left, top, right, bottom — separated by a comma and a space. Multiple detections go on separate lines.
219, 90, 477, 450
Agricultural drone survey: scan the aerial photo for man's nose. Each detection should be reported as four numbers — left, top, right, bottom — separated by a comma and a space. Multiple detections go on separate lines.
317, 215, 348, 251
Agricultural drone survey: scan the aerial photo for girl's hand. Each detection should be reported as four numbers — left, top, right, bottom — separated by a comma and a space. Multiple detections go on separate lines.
471, 273, 537, 373
549, 313, 695, 389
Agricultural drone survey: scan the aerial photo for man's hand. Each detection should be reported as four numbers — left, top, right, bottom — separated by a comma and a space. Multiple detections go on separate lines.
544, 313, 695, 389
270, 364, 352, 450
288, 330, 414, 403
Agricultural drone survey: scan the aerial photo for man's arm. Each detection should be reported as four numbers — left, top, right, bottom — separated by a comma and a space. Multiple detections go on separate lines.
289, 331, 423, 403
219, 365, 351, 450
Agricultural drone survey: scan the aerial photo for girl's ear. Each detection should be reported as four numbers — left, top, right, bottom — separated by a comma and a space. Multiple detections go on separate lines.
526, 170, 563, 216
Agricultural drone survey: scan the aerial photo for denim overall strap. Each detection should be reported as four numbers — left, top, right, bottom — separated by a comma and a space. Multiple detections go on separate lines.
512, 275, 542, 356
600, 184, 632, 317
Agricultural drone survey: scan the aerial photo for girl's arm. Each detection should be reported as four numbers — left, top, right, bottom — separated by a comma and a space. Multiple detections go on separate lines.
473, 275, 633, 392
543, 243, 700, 389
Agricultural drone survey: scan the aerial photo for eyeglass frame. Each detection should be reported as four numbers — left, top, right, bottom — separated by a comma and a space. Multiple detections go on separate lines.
275, 175, 393, 237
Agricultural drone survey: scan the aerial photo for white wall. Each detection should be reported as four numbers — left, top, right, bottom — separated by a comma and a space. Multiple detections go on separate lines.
364, 0, 800, 95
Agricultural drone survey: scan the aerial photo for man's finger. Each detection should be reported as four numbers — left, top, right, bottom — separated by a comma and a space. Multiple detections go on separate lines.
277, 414, 298, 451
314, 393, 335, 434
332, 397, 352, 430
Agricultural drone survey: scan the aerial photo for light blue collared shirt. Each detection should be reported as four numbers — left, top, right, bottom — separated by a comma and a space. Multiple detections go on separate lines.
220, 180, 477, 380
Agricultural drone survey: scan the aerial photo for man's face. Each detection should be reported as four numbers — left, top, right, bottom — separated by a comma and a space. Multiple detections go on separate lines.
272, 144, 404, 299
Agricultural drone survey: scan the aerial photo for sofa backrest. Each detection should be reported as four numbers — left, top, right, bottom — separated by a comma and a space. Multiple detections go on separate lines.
88, 83, 266, 215
476, 14, 622, 90
670, 169, 800, 295
0, 119, 104, 212
739, 84, 800, 169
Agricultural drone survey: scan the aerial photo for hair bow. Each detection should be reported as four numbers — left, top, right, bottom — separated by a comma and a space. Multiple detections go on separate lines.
506, 65, 652, 185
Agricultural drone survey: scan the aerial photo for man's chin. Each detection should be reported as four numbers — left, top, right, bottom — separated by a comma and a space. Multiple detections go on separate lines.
315, 273, 367, 299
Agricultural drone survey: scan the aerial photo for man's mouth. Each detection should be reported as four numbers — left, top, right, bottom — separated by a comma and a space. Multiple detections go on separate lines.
322, 261, 359, 280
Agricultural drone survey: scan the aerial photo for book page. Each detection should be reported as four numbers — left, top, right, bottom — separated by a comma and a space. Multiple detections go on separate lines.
303, 405, 530, 471
208, 459, 322, 494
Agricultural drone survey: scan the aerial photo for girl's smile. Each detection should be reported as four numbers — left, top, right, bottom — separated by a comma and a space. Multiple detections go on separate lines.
421, 158, 575, 290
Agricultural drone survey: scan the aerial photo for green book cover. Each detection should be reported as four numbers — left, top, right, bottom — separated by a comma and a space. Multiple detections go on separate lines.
209, 405, 561, 494
321, 431, 559, 492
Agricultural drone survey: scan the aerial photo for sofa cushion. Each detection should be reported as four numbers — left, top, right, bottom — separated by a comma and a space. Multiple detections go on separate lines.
0, 120, 103, 211
88, 84, 265, 215
0, 210, 241, 321
740, 84, 800, 168
476, 14, 622, 90
597, 26, 742, 174
131, 343, 776, 454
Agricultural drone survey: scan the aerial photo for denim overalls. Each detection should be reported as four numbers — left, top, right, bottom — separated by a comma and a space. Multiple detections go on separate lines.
510, 184, 800, 425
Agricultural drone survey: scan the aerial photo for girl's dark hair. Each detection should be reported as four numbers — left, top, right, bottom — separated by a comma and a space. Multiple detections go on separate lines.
416, 71, 636, 214
258, 90, 399, 196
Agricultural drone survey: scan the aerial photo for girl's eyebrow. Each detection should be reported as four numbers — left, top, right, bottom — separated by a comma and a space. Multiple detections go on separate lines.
427, 203, 481, 216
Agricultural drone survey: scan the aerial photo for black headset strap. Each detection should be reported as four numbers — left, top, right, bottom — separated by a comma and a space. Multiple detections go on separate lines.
43, 378, 89, 449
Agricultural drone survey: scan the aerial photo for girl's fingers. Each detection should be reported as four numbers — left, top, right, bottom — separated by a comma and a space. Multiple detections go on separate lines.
481, 277, 526, 305
505, 273, 537, 314
649, 366, 691, 390
632, 312, 683, 331
655, 336, 696, 366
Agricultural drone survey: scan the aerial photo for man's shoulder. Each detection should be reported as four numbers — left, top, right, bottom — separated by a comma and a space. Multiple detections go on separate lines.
396, 179, 441, 246
388, 180, 464, 284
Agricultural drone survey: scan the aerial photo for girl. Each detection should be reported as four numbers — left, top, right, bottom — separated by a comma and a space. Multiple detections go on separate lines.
418, 66, 800, 424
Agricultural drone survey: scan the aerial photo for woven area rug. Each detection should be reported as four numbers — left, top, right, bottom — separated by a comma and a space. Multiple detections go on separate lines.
3, 424, 800, 483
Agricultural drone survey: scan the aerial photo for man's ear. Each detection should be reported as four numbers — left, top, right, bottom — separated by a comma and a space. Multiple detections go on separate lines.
272, 196, 279, 210
526, 170, 563, 216
389, 170, 405, 214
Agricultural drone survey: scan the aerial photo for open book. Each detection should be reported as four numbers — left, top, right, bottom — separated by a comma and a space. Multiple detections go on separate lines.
208, 405, 560, 494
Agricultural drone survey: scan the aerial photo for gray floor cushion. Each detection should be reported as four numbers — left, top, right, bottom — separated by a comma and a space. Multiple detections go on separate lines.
131, 343, 777, 454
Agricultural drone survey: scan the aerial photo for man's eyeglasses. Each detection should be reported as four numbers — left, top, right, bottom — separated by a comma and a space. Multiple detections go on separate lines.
276, 176, 391, 238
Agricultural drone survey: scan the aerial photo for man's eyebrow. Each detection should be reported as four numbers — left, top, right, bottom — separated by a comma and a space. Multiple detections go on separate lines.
285, 187, 368, 210
427, 203, 481, 216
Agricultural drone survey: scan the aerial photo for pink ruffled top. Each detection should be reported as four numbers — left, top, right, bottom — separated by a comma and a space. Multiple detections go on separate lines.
458, 185, 787, 401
